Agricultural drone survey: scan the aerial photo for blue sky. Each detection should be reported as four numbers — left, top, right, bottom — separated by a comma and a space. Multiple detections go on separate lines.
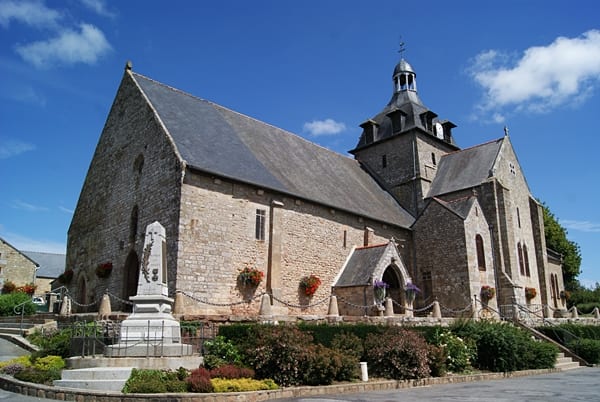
1, 1, 599, 286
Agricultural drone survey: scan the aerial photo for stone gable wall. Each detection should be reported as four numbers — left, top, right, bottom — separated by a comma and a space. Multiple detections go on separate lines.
413, 201, 471, 312
176, 171, 412, 316
66, 72, 183, 310
0, 240, 36, 288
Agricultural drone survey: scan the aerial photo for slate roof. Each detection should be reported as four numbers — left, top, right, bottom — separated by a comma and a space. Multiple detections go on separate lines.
428, 138, 504, 198
335, 244, 387, 287
433, 196, 477, 220
22, 251, 65, 279
131, 72, 414, 228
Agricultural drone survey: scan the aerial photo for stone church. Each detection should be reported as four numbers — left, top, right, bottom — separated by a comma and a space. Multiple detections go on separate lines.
64, 57, 566, 317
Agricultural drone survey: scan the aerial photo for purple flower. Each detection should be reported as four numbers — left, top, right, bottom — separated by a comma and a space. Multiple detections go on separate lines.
405, 282, 421, 293
373, 280, 389, 289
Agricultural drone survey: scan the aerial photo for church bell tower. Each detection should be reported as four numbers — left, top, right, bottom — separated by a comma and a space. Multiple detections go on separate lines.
350, 55, 459, 216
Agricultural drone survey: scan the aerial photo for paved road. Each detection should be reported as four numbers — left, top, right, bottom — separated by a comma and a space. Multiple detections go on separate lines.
273, 367, 600, 402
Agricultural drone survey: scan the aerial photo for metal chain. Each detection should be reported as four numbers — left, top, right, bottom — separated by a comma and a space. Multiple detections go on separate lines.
106, 291, 135, 306
335, 294, 375, 310
69, 296, 99, 308
440, 302, 473, 314
392, 299, 436, 313
180, 290, 263, 307
270, 293, 330, 309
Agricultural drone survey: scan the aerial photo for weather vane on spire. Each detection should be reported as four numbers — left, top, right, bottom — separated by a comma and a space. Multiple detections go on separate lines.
398, 37, 406, 59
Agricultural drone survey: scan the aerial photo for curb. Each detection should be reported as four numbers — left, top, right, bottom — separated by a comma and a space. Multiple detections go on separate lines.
0, 367, 571, 401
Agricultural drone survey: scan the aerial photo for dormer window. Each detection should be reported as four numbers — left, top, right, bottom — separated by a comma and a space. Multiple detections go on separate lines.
360, 120, 379, 145
387, 109, 405, 134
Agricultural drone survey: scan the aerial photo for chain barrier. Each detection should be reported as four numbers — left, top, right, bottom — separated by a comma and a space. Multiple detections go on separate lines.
440, 302, 473, 314
335, 294, 376, 310
270, 293, 330, 309
180, 290, 264, 307
391, 299, 436, 313
106, 291, 135, 306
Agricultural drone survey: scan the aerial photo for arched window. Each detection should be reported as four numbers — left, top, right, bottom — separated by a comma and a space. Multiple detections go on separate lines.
518, 243, 525, 276
476, 234, 486, 271
523, 244, 531, 277
129, 205, 138, 243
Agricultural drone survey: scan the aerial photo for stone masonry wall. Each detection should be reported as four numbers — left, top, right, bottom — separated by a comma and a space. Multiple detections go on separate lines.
413, 201, 471, 312
176, 170, 412, 316
0, 240, 36, 288
66, 71, 183, 310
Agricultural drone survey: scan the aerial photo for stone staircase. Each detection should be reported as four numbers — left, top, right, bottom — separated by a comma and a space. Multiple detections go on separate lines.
555, 352, 581, 370
53, 367, 133, 392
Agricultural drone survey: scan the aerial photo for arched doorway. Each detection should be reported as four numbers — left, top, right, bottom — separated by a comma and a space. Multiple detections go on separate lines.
382, 264, 406, 314
123, 250, 140, 312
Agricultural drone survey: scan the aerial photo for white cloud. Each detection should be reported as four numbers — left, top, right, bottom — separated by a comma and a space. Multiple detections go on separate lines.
15, 23, 112, 68
58, 206, 74, 214
469, 30, 600, 117
0, 138, 35, 159
562, 219, 600, 233
80, 0, 115, 18
303, 118, 346, 136
11, 200, 48, 212
0, 0, 61, 29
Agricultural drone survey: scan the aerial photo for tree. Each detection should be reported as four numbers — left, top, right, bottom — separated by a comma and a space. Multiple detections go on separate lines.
541, 202, 582, 290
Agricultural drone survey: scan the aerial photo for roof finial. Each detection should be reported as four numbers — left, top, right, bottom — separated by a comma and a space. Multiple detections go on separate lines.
504, 126, 509, 137
398, 37, 406, 59
125, 60, 133, 71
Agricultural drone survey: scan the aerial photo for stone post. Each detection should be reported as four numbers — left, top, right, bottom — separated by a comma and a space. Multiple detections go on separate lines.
173, 291, 184, 315
570, 306, 579, 319
405, 301, 413, 318
327, 295, 339, 316
592, 307, 600, 319
384, 297, 394, 317
59, 296, 71, 316
543, 304, 552, 319
432, 300, 442, 319
97, 293, 111, 319
258, 293, 272, 316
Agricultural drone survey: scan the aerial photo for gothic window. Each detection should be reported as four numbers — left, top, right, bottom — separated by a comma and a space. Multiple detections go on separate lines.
518, 242, 525, 276
382, 154, 387, 168
255, 209, 266, 241
476, 234, 486, 271
343, 230, 347, 249
517, 207, 521, 228
422, 271, 433, 302
523, 244, 531, 277
431, 152, 436, 166
129, 205, 138, 243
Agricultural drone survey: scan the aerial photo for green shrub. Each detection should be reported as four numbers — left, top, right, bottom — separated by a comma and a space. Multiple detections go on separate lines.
364, 328, 430, 380
302, 344, 343, 386
330, 332, 364, 360
211, 377, 278, 392
32, 355, 65, 371
428, 328, 475, 373
0, 292, 36, 316
427, 344, 447, 377
14, 367, 61, 385
203, 335, 243, 369
122, 369, 187, 393
27, 327, 73, 359
567, 339, 600, 364
0, 355, 32, 370
451, 321, 557, 372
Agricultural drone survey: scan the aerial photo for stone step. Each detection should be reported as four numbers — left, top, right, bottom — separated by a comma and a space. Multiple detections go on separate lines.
555, 354, 582, 371
54, 367, 133, 392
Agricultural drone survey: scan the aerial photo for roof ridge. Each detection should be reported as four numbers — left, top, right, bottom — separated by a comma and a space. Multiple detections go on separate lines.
355, 243, 388, 250
444, 136, 503, 157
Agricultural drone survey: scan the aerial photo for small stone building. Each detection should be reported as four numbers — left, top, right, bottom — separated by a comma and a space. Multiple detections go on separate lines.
64, 56, 565, 317
22, 251, 65, 296
0, 237, 38, 290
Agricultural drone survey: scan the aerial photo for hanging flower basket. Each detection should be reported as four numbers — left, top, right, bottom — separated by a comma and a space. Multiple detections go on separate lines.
373, 280, 389, 302
58, 269, 74, 284
95, 262, 113, 278
299, 274, 322, 296
405, 282, 421, 302
237, 267, 264, 287
525, 287, 537, 300
480, 285, 496, 300
17, 283, 37, 295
